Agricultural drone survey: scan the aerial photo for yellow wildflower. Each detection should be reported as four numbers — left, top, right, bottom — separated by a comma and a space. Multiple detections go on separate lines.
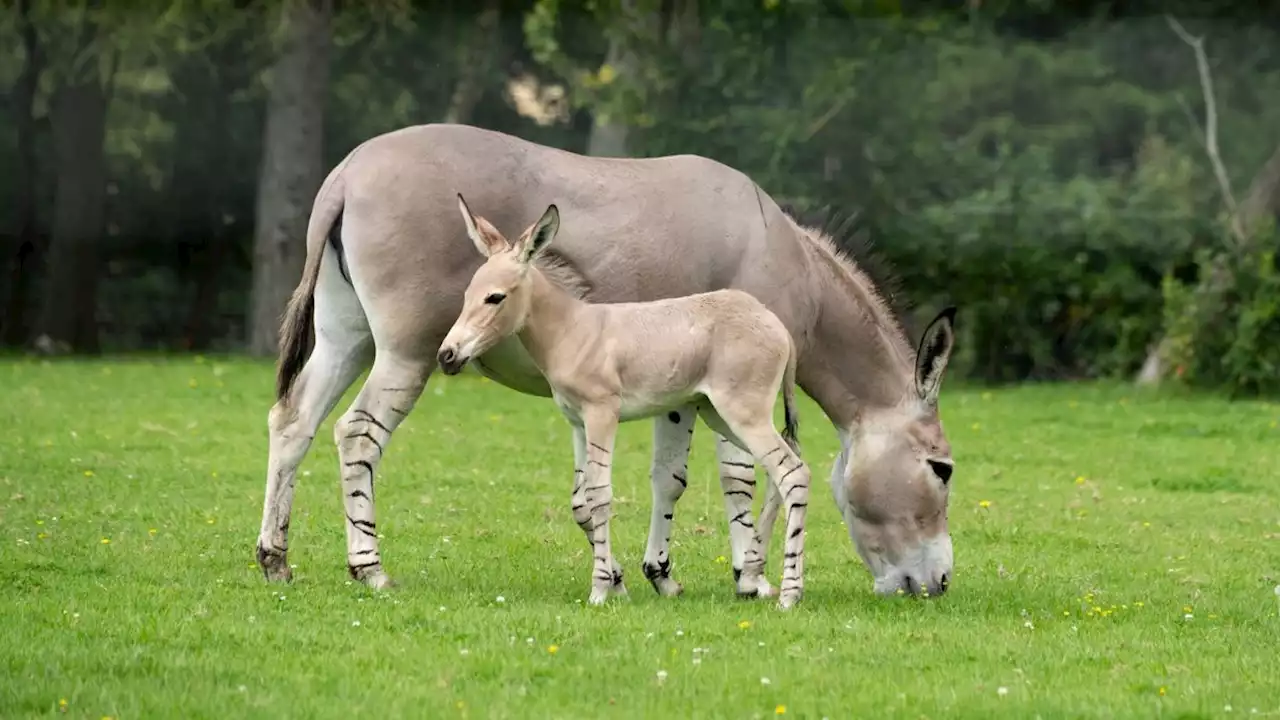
1074, 475, 1085, 485
738, 620, 751, 630
775, 705, 787, 715
148, 528, 157, 536
978, 500, 991, 509
100, 538, 110, 545
548, 645, 559, 654
715, 555, 727, 564
83, 470, 94, 478
1159, 686, 1166, 696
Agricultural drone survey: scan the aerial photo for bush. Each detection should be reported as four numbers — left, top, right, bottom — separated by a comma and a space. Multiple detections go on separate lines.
1160, 228, 1280, 397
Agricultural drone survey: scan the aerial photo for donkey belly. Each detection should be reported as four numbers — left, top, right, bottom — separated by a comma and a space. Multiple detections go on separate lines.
616, 390, 705, 423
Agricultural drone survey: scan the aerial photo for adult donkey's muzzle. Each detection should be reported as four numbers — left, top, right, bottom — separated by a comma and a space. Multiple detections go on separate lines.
437, 346, 467, 375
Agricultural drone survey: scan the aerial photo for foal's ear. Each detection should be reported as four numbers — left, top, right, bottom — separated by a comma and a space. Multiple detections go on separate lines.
456, 194, 509, 257
518, 204, 560, 265
914, 306, 957, 407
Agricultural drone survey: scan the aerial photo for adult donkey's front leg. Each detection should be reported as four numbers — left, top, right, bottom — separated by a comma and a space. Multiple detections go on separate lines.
571, 406, 626, 605
332, 351, 432, 589
640, 406, 696, 597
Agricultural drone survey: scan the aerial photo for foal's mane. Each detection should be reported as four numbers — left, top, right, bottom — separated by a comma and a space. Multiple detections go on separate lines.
778, 204, 919, 344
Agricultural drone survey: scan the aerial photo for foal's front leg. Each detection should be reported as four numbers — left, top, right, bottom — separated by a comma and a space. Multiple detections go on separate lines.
570, 406, 624, 605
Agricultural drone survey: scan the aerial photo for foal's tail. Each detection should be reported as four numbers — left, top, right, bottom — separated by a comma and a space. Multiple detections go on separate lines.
275, 165, 348, 404
781, 336, 801, 457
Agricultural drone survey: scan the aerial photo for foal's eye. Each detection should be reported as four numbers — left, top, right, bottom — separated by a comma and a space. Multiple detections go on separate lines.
484, 292, 506, 305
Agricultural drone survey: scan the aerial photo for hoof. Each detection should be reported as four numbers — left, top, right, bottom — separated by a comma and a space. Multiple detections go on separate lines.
588, 587, 610, 606
256, 544, 293, 583
652, 577, 683, 597
349, 562, 395, 590
777, 590, 802, 610
735, 574, 775, 599
365, 572, 396, 591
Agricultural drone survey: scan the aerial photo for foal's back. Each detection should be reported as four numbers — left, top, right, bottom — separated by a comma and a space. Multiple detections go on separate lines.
586, 288, 792, 396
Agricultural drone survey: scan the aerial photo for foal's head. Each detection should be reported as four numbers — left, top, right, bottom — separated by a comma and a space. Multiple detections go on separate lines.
437, 195, 560, 375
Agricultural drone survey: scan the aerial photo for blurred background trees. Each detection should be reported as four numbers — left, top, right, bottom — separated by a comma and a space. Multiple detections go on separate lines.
2, 0, 1278, 393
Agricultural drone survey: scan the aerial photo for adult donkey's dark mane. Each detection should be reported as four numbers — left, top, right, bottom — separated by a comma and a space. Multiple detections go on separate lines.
779, 203, 918, 342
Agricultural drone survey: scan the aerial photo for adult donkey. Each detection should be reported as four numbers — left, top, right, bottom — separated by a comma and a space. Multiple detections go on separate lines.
257, 123, 958, 600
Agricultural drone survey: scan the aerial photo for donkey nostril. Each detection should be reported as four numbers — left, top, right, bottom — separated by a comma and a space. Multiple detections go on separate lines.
903, 575, 918, 595
939, 573, 950, 594
438, 348, 456, 365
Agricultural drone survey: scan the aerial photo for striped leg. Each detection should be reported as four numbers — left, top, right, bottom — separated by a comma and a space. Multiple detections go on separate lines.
759, 444, 809, 609
640, 406, 695, 597
332, 352, 431, 589
569, 426, 625, 598
715, 435, 775, 598
257, 255, 371, 582
711, 397, 811, 610
571, 408, 625, 605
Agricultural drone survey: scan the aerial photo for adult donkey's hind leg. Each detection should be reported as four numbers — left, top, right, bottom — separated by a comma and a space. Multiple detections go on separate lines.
258, 247, 372, 583
640, 405, 696, 597
333, 350, 433, 589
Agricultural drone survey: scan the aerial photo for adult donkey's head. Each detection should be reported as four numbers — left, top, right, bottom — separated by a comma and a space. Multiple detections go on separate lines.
780, 208, 957, 599
832, 307, 956, 598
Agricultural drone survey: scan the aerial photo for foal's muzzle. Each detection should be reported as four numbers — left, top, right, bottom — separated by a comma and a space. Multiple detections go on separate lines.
437, 346, 468, 375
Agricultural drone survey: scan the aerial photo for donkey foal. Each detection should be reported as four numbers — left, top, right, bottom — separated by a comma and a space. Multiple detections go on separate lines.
439, 196, 812, 609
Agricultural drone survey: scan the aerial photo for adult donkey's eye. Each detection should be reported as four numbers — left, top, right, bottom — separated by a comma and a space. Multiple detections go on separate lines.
484, 292, 506, 305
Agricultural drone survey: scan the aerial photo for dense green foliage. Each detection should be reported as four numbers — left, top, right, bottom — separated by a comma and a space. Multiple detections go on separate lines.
4, 360, 1280, 717
1, 2, 1279, 388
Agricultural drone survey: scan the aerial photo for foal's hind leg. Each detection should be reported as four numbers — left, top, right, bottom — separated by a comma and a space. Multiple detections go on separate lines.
258, 254, 371, 582
640, 406, 695, 597
709, 398, 811, 610
714, 435, 775, 599
332, 350, 432, 589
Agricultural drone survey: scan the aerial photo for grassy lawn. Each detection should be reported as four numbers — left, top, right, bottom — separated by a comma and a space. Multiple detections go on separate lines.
2, 357, 1279, 719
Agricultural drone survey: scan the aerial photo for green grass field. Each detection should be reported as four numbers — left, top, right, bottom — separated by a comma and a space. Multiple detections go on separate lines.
3, 357, 1279, 719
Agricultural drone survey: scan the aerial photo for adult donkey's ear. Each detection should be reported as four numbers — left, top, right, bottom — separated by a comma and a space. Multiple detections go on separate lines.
456, 194, 509, 257
914, 306, 957, 407
518, 204, 560, 265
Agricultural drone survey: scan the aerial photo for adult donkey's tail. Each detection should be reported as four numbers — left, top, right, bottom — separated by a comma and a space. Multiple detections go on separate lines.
275, 165, 348, 403
781, 336, 801, 456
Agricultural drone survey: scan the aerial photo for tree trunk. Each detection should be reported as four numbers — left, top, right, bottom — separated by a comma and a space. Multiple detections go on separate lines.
2, 0, 44, 347
170, 11, 254, 351
34, 34, 115, 355
442, 0, 501, 125
587, 0, 658, 158
586, 32, 633, 158
1137, 141, 1280, 385
247, 0, 333, 357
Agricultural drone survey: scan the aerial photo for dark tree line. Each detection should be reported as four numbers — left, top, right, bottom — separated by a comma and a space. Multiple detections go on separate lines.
2, 1, 1280, 392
